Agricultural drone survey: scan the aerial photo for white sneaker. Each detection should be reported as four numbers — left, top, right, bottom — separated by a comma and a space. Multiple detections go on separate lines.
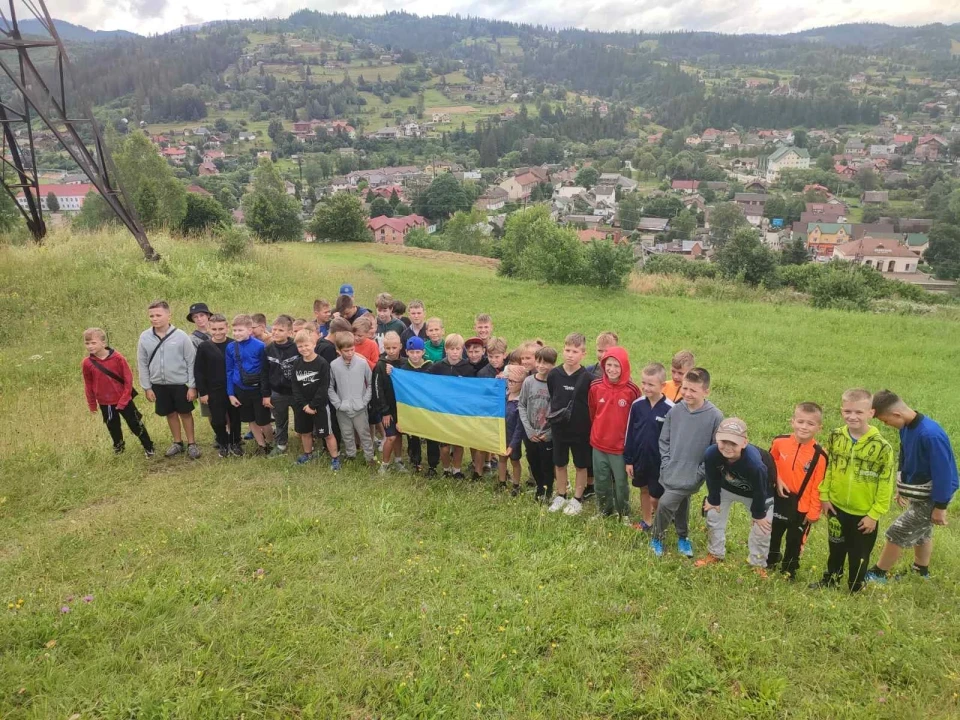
622, 515, 633, 527
393, 462, 410, 473
378, 463, 390, 475
563, 498, 584, 516
548, 495, 568, 513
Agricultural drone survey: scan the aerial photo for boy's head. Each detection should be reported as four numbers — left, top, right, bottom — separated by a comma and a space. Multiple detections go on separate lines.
595, 331, 619, 363
519, 341, 539, 371
147, 300, 171, 328
392, 299, 406, 320
352, 314, 374, 340
336, 294, 357, 320
444, 333, 464, 363
486, 337, 507, 370
603, 353, 623, 384
375, 292, 395, 323
329, 317, 352, 336
187, 302, 212, 329
83, 327, 107, 355
680, 367, 711, 408
232, 313, 254, 341
562, 333, 586, 369
251, 313, 268, 339
474, 313, 493, 341
841, 388, 874, 434
295, 329, 316, 357
302, 320, 319, 336
641, 362, 666, 401
408, 300, 425, 326
715, 417, 748, 461
535, 346, 558, 376
506, 364, 526, 393
292, 319, 307, 334
791, 402, 824, 443
871, 390, 912, 430
671, 350, 695, 386
208, 313, 229, 343
465, 337, 486, 364
425, 317, 444, 342
383, 331, 402, 360
271, 315, 294, 344
406, 336, 425, 365
335, 331, 356, 362
313, 298, 331, 324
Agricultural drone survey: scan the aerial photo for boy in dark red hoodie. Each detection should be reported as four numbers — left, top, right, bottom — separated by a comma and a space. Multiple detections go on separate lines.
588, 347, 641, 520
82, 327, 154, 456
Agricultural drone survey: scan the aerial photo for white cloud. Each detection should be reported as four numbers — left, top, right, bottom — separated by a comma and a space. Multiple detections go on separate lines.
39, 0, 960, 36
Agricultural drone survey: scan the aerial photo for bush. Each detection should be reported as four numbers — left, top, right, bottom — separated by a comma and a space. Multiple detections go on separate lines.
582, 240, 636, 289
518, 226, 585, 285
642, 253, 718, 280
810, 270, 872, 311
217, 225, 251, 260
404, 227, 447, 251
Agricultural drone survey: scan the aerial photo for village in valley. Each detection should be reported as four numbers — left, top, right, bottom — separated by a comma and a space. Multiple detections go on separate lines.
13, 14, 960, 294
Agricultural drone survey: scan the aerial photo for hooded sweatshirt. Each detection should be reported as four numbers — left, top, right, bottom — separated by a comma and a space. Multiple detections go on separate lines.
820, 424, 894, 520
137, 325, 196, 389
375, 318, 407, 351
658, 399, 724, 492
328, 356, 372, 415
82, 349, 135, 410
429, 356, 477, 377
265, 339, 300, 396
587, 348, 641, 455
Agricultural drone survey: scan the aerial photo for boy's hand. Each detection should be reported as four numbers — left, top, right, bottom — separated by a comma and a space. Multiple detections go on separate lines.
896, 493, 908, 508
263, 397, 272, 408
702, 500, 721, 514
383, 414, 393, 427
229, 395, 241, 408
304, 405, 317, 415
186, 388, 197, 402
857, 516, 877, 534
752, 517, 772, 534
146, 389, 156, 403
385, 365, 393, 375
776, 478, 789, 498
821, 501, 835, 516
200, 395, 209, 405
625, 464, 634, 479
932, 507, 948, 526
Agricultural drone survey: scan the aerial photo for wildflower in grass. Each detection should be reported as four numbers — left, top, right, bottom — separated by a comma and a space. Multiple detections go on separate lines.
59, 606, 70, 614
82, 595, 93, 603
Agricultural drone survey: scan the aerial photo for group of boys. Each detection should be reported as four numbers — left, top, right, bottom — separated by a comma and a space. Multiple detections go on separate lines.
82, 290, 958, 590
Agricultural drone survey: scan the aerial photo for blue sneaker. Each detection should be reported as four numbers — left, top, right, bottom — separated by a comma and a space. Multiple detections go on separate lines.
677, 538, 694, 558
243, 430, 255, 441
331, 457, 341, 471
864, 571, 887, 585
650, 539, 664, 557
295, 452, 314, 465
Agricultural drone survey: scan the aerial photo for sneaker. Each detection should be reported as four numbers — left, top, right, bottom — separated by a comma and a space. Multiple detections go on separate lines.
425, 468, 438, 478
452, 471, 465, 480
378, 463, 390, 475
330, 457, 341, 471
269, 445, 287, 457
243, 431, 254, 441
218, 446, 229, 459
510, 485, 521, 497
582, 485, 596, 500
753, 567, 769, 579
694, 554, 722, 568
295, 452, 314, 465
113, 443, 125, 455
548, 495, 568, 513
677, 538, 694, 558
393, 462, 410, 473
650, 539, 664, 557
470, 469, 482, 481
632, 520, 652, 532
412, 464, 423, 474
229, 443, 244, 457
808, 576, 839, 590
164, 442, 184, 458
442, 469, 453, 478
864, 571, 888, 585
563, 498, 583, 516
144, 448, 155, 458
187, 443, 201, 460
252, 445, 270, 457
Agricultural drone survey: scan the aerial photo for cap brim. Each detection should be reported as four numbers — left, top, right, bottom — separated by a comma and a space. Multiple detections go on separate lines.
715, 432, 747, 447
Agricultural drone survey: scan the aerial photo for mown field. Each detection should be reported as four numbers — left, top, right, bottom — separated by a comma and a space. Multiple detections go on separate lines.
1, 232, 959, 719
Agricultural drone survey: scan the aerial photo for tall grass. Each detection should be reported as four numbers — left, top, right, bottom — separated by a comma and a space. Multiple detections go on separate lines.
1, 230, 959, 719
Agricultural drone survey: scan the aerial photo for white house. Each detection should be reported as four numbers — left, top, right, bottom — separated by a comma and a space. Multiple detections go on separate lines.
762, 146, 810, 184
18, 183, 94, 212
834, 237, 919, 274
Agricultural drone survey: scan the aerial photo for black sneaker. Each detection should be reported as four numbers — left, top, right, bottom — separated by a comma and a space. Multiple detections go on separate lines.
144, 448, 156, 458
808, 577, 839, 590
510, 485, 521, 497
442, 469, 453, 478
113, 443, 125, 455
452, 471, 465, 480
229, 443, 245, 457
412, 464, 423, 474
582, 485, 596, 500
218, 446, 230, 459
470, 469, 482, 481
425, 468, 438, 478
253, 445, 270, 457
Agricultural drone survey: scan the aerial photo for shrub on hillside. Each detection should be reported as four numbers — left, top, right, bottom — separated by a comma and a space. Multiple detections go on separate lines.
582, 240, 636, 289
810, 270, 872, 311
404, 227, 447, 251
217, 225, 251, 260
642, 253, 718, 280
518, 225, 585, 285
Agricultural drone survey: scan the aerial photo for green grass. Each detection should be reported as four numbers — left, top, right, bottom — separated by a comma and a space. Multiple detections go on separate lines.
2, 232, 960, 719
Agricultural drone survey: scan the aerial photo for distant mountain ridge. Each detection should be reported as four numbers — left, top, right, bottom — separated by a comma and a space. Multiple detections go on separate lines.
17, 18, 139, 42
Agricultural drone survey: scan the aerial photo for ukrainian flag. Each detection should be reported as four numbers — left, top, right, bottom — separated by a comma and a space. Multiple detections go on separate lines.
392, 369, 507, 455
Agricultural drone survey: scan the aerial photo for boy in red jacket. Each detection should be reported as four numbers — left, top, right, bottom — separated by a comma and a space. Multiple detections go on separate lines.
588, 347, 641, 521
82, 328, 154, 456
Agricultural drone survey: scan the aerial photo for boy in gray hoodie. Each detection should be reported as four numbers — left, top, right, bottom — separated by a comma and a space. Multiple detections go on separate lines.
328, 332, 375, 463
650, 367, 723, 558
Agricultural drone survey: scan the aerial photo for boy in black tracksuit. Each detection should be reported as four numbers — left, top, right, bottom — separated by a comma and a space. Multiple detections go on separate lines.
195, 314, 242, 456
265, 316, 300, 453
402, 337, 440, 475
373, 331, 407, 473
429, 334, 476, 477
291, 329, 339, 468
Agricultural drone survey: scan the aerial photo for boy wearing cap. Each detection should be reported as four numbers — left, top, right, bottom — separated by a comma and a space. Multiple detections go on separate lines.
865, 390, 958, 584
465, 336, 489, 375
187, 303, 213, 419
401, 336, 440, 474
695, 418, 777, 571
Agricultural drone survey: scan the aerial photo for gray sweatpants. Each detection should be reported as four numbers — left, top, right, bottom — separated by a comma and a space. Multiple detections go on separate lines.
271, 392, 293, 447
337, 409, 374, 461
651, 489, 691, 541
705, 489, 774, 567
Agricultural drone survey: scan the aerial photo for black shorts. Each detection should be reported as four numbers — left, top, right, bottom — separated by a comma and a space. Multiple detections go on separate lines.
367, 406, 382, 425
236, 388, 272, 425
152, 383, 193, 417
633, 471, 664, 498
553, 437, 592, 469
294, 403, 331, 436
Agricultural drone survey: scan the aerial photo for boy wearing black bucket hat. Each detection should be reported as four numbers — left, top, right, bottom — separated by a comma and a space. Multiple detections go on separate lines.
187, 302, 213, 421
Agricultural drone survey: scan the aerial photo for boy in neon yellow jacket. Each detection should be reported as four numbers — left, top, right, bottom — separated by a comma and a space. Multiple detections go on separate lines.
810, 388, 895, 592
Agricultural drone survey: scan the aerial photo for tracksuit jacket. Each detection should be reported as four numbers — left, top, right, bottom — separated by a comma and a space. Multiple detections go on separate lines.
623, 395, 674, 483
897, 414, 959, 508
225, 337, 269, 397
770, 434, 828, 522
820, 425, 895, 520
587, 347, 641, 455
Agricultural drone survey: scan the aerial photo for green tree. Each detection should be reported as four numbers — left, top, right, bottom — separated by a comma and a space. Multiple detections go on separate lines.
861, 205, 884, 224
369, 196, 393, 218
575, 166, 599, 189
73, 192, 117, 231
267, 118, 284, 142
404, 227, 446, 250
855, 167, 879, 191
394, 202, 412, 216
243, 158, 303, 242
582, 240, 635, 289
113, 131, 187, 229
672, 209, 697, 239
643, 194, 683, 218
499, 205, 555, 277
310, 192, 368, 242
780, 236, 810, 265
709, 201, 749, 247
715, 228, 778, 286
519, 224, 585, 285
46, 192, 60, 213
179, 193, 230, 235
443, 209, 491, 256
924, 223, 960, 280
416, 173, 471, 222
479, 131, 499, 167
617, 192, 642, 232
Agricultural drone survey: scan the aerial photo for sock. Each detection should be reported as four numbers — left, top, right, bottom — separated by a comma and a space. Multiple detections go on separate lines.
869, 565, 888, 578
574, 495, 583, 502
394, 457, 403, 465
912, 564, 930, 577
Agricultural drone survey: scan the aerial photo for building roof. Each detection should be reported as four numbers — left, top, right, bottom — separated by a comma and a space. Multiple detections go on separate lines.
671, 179, 700, 190
806, 222, 853, 234
577, 229, 615, 243
18, 183, 94, 198
861, 191, 889, 202
187, 185, 212, 197
835, 237, 918, 259
734, 193, 768, 202
480, 187, 509, 200
768, 146, 811, 163
905, 233, 929, 247
514, 171, 540, 186
366, 214, 427, 232
637, 217, 670, 231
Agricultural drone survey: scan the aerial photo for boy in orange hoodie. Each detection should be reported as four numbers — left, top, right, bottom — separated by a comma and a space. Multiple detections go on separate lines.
766, 402, 828, 579
588, 347, 641, 521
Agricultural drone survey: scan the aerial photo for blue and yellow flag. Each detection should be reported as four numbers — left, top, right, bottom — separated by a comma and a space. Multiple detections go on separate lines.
392, 369, 507, 455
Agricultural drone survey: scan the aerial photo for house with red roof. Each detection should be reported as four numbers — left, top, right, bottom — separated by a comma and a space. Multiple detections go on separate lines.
671, 179, 700, 193
161, 146, 187, 164
17, 183, 95, 212
187, 185, 212, 197
834, 237, 920, 274
367, 214, 428, 245
915, 135, 947, 161
204, 150, 226, 161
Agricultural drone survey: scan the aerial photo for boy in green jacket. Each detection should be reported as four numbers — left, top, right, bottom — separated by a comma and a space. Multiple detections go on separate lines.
810, 388, 895, 592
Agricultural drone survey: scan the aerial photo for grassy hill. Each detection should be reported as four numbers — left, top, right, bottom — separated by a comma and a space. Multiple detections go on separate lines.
2, 232, 960, 719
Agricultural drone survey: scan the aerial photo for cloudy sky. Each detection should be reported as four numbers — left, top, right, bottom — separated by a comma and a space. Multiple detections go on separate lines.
43, 0, 960, 37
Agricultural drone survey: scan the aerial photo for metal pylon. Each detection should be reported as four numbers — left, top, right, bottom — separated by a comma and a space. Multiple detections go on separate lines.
0, 0, 158, 260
